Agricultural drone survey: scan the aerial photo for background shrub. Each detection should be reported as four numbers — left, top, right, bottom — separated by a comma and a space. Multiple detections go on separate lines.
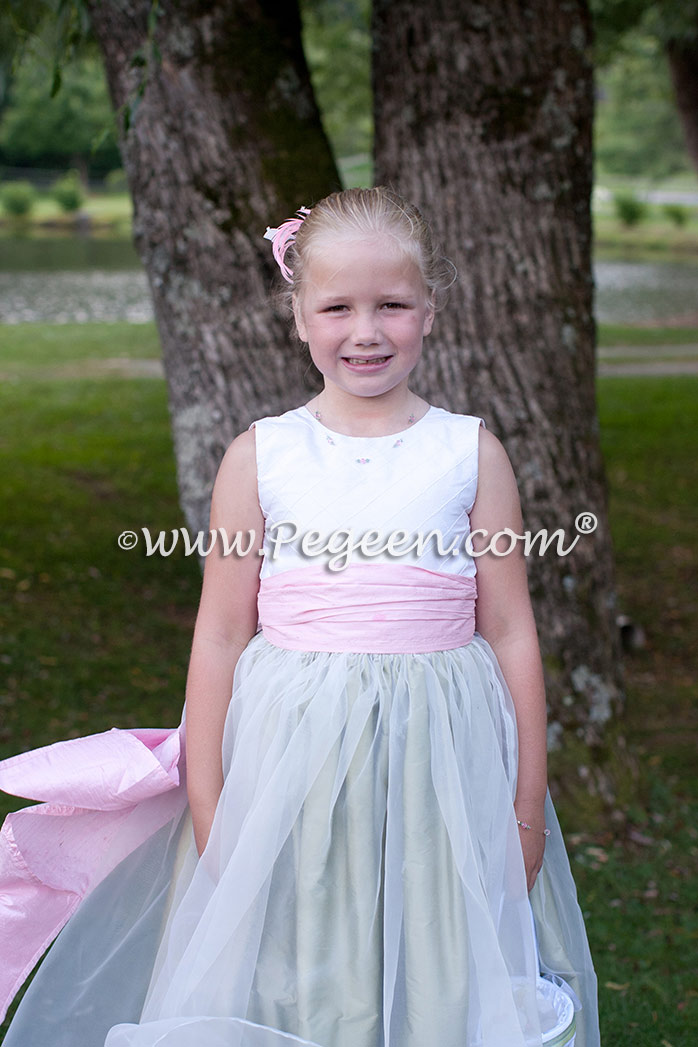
105, 168, 128, 193
662, 202, 689, 228
0, 179, 37, 217
613, 190, 648, 227
51, 170, 84, 213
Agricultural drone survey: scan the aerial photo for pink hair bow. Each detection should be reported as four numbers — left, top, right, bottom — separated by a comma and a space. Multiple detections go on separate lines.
264, 206, 311, 283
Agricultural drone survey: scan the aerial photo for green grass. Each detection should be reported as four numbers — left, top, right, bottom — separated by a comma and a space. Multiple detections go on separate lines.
0, 322, 161, 371
593, 194, 698, 259
577, 374, 698, 1045
0, 357, 201, 763
0, 324, 696, 1043
598, 324, 698, 348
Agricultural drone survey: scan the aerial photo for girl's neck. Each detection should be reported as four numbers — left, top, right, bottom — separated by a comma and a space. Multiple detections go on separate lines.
306, 388, 429, 438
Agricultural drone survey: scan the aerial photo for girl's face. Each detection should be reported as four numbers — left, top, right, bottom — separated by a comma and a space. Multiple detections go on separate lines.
293, 236, 434, 404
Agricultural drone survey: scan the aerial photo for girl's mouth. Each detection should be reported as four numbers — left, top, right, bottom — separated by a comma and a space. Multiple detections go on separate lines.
343, 356, 391, 366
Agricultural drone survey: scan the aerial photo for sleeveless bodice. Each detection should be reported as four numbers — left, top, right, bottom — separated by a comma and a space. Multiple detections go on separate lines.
253, 405, 484, 580
252, 406, 485, 653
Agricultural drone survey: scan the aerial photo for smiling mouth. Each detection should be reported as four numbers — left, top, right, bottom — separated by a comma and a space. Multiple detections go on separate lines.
344, 356, 391, 365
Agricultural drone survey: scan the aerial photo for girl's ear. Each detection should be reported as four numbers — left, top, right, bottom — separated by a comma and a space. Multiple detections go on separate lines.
293, 295, 308, 343
423, 296, 435, 337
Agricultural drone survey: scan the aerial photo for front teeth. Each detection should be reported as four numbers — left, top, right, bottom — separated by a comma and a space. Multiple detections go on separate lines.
347, 357, 388, 365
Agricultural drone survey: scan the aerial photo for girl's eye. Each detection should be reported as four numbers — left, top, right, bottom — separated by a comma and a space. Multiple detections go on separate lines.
324, 304, 347, 313
383, 302, 407, 310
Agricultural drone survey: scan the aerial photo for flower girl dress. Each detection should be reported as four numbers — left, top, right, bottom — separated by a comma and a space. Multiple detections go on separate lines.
0, 406, 598, 1047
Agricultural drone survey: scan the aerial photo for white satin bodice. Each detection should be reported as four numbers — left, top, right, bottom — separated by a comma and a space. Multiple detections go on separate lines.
253, 406, 484, 580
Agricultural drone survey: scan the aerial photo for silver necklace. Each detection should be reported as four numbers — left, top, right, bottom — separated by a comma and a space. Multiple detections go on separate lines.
313, 406, 417, 426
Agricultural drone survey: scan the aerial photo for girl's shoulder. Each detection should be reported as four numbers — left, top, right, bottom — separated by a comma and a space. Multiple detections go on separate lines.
421, 406, 487, 452
425, 405, 486, 428
248, 405, 309, 435
212, 428, 258, 494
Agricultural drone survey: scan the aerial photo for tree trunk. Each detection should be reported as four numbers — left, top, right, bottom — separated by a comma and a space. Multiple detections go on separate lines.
666, 34, 698, 174
86, 0, 340, 536
373, 0, 623, 761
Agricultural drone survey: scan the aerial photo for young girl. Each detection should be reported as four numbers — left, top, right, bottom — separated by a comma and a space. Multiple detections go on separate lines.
0, 187, 598, 1047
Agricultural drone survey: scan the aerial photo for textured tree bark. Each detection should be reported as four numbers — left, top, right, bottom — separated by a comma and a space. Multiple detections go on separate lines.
86, 0, 339, 536
373, 0, 623, 756
667, 34, 698, 174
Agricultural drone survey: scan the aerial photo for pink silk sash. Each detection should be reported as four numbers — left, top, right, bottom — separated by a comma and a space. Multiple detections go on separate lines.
0, 726, 186, 1022
257, 564, 477, 653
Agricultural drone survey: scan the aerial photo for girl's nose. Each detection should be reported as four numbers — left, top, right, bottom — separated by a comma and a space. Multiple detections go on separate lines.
352, 311, 380, 345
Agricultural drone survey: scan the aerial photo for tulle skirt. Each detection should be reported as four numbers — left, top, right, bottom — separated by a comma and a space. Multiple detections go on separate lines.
3, 633, 598, 1047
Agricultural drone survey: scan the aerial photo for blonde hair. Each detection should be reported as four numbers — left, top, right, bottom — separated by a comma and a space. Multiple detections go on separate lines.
277, 187, 455, 309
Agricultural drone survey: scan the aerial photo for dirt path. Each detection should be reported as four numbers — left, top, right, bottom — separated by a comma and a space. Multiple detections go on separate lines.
596, 342, 698, 375
597, 344, 698, 359
97, 351, 698, 380
598, 360, 698, 376
5, 349, 698, 382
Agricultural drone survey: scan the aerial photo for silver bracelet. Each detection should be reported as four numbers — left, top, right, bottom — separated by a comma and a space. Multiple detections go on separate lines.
517, 818, 551, 837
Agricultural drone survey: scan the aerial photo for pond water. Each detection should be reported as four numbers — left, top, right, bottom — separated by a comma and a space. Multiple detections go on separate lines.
0, 236, 149, 324
0, 235, 696, 326
0, 270, 152, 323
594, 259, 698, 325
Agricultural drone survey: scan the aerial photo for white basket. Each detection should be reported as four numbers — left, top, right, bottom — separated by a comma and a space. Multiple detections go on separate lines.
527, 901, 578, 1046
537, 975, 577, 1047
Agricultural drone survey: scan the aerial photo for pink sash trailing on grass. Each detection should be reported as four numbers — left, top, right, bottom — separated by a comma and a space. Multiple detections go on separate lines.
0, 726, 186, 1022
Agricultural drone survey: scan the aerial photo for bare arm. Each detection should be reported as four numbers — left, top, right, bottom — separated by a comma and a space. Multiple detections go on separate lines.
185, 429, 265, 856
469, 427, 548, 890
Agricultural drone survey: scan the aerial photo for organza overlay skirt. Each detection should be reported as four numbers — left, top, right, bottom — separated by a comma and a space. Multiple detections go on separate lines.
4, 632, 598, 1047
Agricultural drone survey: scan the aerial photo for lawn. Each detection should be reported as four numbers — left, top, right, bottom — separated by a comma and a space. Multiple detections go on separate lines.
0, 323, 696, 1044
577, 373, 697, 1046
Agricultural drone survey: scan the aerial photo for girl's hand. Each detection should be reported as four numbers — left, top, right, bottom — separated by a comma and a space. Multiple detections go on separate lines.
515, 800, 547, 890
517, 822, 546, 891
192, 802, 217, 858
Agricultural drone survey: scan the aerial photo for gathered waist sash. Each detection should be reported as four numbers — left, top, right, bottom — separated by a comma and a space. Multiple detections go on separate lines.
257, 564, 477, 653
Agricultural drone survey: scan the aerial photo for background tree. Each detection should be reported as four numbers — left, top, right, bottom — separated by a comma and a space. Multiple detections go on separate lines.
592, 0, 698, 174
594, 30, 692, 179
0, 48, 120, 181
82, 0, 340, 537
373, 0, 623, 775
301, 0, 371, 160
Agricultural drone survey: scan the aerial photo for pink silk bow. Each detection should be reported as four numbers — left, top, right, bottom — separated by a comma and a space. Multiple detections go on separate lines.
0, 726, 186, 1021
264, 206, 311, 282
